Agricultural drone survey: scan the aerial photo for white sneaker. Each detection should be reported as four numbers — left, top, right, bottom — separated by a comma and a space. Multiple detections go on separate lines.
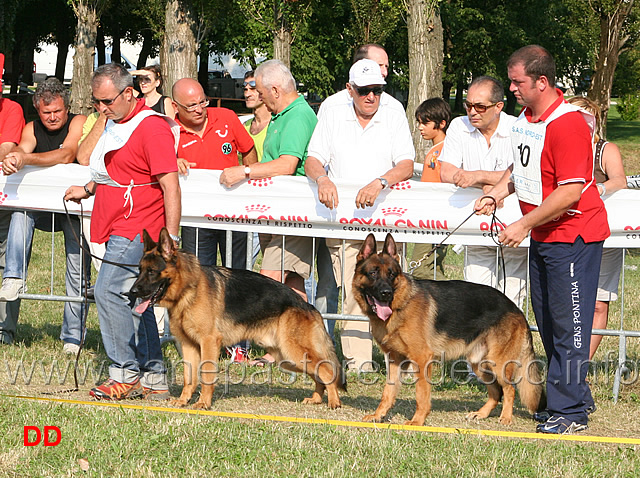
63, 343, 81, 355
0, 278, 25, 301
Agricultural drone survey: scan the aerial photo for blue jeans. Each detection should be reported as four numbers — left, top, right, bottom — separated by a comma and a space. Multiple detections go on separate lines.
4, 210, 89, 344
0, 210, 20, 341
95, 234, 166, 388
182, 226, 248, 269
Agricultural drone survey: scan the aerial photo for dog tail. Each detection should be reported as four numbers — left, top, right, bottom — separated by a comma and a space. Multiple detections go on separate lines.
516, 329, 546, 414
312, 310, 347, 392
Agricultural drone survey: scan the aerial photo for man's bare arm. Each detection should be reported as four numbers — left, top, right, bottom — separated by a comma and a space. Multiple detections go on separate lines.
4, 115, 86, 173
77, 114, 108, 166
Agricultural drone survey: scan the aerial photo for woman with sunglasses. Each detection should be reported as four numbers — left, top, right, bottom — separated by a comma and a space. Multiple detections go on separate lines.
130, 65, 175, 119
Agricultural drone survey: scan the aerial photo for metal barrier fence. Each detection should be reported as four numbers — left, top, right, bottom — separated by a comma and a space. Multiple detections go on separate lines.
1, 206, 637, 402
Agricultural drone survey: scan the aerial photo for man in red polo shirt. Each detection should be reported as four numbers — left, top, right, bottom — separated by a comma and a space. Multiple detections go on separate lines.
476, 45, 609, 435
172, 78, 257, 271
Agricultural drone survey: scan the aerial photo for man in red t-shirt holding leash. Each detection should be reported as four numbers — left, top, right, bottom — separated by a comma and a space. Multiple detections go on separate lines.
65, 63, 181, 401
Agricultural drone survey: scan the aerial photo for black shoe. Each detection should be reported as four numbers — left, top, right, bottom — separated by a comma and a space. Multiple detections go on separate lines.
536, 416, 588, 435
533, 410, 550, 423
86, 286, 95, 300
0, 331, 13, 345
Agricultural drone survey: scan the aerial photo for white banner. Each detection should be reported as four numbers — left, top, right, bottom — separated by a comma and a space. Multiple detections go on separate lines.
0, 164, 637, 247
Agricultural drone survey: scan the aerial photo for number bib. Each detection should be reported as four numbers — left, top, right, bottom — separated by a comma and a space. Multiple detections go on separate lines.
510, 102, 594, 206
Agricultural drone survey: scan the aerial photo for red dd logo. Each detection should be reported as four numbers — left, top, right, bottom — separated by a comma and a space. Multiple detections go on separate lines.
23, 426, 62, 446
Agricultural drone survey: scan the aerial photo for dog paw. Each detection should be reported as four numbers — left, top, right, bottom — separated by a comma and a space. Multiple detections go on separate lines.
169, 399, 188, 408
403, 419, 425, 427
465, 411, 487, 421
302, 396, 322, 405
192, 401, 211, 410
498, 416, 513, 426
327, 399, 342, 410
362, 414, 383, 423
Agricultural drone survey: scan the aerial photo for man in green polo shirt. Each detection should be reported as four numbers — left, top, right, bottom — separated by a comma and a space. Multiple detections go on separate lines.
220, 59, 317, 304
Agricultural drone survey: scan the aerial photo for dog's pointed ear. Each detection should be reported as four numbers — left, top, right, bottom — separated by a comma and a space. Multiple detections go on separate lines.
142, 229, 157, 252
383, 234, 399, 260
158, 227, 177, 261
357, 233, 377, 263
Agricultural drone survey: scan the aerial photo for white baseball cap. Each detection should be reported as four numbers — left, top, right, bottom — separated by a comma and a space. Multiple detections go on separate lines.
349, 59, 386, 87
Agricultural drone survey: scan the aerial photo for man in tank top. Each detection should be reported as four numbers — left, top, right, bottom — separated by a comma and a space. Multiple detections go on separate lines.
0, 77, 88, 355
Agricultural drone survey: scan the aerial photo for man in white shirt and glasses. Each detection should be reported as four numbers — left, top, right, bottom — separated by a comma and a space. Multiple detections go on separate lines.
439, 75, 528, 308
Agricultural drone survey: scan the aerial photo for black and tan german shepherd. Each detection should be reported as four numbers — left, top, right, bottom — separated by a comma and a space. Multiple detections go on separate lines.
131, 228, 345, 410
353, 233, 545, 426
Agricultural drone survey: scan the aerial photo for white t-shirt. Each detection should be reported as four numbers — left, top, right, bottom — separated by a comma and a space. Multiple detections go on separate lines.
439, 112, 516, 172
317, 89, 406, 121
308, 98, 415, 181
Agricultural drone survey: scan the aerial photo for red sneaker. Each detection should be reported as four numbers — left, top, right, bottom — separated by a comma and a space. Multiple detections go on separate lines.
142, 387, 170, 401
90, 378, 142, 400
228, 346, 248, 363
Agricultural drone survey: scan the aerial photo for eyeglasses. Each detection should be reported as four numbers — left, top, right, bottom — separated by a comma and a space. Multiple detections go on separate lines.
92, 88, 127, 106
355, 85, 385, 97
138, 76, 153, 85
464, 101, 498, 113
174, 99, 210, 112
243, 80, 256, 89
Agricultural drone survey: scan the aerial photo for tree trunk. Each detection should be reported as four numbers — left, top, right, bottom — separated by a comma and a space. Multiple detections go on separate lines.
54, 40, 70, 82
9, 39, 21, 94
406, 0, 443, 162
96, 26, 106, 66
587, 0, 635, 138
111, 23, 122, 65
70, 1, 98, 116
23, 37, 36, 85
273, 27, 292, 68
198, 42, 209, 92
137, 29, 153, 69
164, 0, 198, 94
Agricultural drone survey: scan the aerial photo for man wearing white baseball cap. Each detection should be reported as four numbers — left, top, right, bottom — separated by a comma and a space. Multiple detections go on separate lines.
318, 44, 405, 119
305, 59, 414, 372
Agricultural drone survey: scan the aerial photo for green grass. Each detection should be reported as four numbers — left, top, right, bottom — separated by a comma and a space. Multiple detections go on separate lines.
1, 230, 640, 475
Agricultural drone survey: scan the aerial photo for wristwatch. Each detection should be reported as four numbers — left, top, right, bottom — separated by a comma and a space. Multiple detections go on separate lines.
244, 166, 251, 179
377, 177, 388, 189
169, 233, 181, 245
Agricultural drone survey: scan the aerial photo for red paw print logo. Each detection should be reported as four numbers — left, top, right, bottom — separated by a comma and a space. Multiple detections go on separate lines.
391, 181, 411, 190
381, 207, 407, 217
0, 192, 7, 205
245, 204, 270, 213
248, 178, 274, 187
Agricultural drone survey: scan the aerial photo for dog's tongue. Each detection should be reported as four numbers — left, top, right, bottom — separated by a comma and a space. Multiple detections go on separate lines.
135, 299, 151, 314
373, 298, 393, 321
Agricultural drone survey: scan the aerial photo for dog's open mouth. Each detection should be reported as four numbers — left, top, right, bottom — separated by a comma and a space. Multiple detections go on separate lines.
134, 283, 167, 314
366, 294, 393, 321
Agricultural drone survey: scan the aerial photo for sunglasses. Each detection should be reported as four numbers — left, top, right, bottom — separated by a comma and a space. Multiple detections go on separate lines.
138, 76, 153, 85
464, 101, 498, 113
91, 88, 127, 106
243, 80, 256, 89
355, 85, 384, 97
174, 99, 210, 112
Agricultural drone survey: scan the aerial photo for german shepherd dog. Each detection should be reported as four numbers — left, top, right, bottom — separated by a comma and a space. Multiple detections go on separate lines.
353, 233, 545, 426
131, 228, 345, 410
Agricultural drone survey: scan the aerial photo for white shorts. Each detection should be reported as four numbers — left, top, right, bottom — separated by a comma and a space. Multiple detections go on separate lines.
597, 248, 624, 302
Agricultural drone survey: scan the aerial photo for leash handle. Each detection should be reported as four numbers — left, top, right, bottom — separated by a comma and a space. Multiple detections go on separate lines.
63, 199, 139, 268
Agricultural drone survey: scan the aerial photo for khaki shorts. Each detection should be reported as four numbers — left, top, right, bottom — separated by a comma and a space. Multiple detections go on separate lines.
597, 248, 624, 302
259, 234, 313, 279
